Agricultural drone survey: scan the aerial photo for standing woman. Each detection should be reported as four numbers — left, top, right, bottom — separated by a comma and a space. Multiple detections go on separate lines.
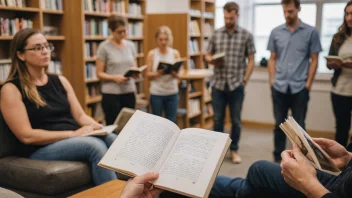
327, 1, 352, 149
96, 15, 138, 125
146, 26, 181, 123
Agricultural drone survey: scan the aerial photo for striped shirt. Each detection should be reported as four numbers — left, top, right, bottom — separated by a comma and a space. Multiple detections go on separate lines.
207, 26, 256, 91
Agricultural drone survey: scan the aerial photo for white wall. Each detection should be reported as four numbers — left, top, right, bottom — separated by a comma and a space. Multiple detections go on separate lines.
243, 69, 336, 133
146, 0, 189, 14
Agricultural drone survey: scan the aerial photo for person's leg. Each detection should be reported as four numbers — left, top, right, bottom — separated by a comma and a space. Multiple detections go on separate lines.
291, 88, 310, 131
121, 92, 136, 110
29, 137, 117, 185
212, 87, 227, 133
164, 93, 179, 123
331, 92, 352, 147
271, 87, 290, 161
227, 85, 244, 152
150, 94, 164, 117
102, 94, 121, 125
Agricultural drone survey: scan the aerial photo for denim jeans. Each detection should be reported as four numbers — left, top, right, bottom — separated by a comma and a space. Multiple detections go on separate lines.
210, 160, 334, 198
331, 92, 352, 148
272, 87, 309, 160
212, 85, 244, 151
29, 133, 118, 185
150, 93, 179, 123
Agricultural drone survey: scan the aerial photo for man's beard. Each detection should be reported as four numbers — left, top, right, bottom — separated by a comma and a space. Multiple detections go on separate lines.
226, 23, 234, 29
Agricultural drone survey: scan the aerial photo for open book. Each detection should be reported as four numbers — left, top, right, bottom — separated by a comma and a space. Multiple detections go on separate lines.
124, 65, 147, 77
82, 125, 117, 136
212, 52, 225, 61
325, 55, 352, 68
98, 110, 231, 198
280, 117, 341, 175
113, 107, 135, 132
157, 58, 186, 74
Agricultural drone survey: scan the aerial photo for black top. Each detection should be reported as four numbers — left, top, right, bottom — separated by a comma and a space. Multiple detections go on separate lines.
7, 74, 80, 156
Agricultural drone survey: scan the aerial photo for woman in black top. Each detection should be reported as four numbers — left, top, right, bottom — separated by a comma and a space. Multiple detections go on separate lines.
0, 28, 117, 185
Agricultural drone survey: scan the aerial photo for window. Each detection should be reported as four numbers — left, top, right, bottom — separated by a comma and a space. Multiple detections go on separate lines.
215, 0, 349, 73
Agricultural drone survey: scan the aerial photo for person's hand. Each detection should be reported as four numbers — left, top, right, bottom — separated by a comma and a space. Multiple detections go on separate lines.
342, 60, 352, 69
114, 74, 128, 84
281, 144, 329, 197
305, 83, 311, 91
156, 69, 164, 77
171, 71, 178, 78
72, 125, 95, 137
327, 60, 341, 69
120, 172, 163, 198
131, 73, 140, 79
269, 78, 274, 87
313, 138, 351, 169
91, 122, 103, 130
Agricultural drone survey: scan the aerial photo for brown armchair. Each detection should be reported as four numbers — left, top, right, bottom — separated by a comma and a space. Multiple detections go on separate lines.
0, 113, 93, 198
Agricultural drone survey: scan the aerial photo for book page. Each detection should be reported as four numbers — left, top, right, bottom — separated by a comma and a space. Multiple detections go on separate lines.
154, 128, 230, 198
98, 111, 180, 176
82, 125, 117, 136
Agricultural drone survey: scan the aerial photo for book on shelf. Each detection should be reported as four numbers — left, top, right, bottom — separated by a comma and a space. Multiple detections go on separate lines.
0, 60, 11, 82
85, 41, 99, 58
189, 39, 199, 54
83, 0, 109, 13
113, 107, 135, 131
124, 65, 147, 77
82, 124, 117, 136
1, 0, 26, 7
128, 3, 142, 16
280, 117, 341, 176
157, 58, 186, 74
128, 22, 143, 37
98, 110, 231, 198
86, 63, 97, 79
48, 60, 62, 75
0, 18, 33, 36
189, 20, 200, 35
41, 0, 63, 10
84, 19, 108, 37
111, 0, 126, 14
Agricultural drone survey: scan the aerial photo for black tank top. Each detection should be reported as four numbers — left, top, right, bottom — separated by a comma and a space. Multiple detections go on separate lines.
8, 74, 80, 156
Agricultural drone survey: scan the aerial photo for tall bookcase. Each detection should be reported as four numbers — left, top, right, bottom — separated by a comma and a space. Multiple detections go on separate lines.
65, 0, 148, 122
0, 0, 68, 83
146, 0, 215, 129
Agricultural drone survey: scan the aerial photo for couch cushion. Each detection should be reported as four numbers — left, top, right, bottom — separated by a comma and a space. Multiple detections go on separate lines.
0, 113, 22, 158
0, 157, 91, 195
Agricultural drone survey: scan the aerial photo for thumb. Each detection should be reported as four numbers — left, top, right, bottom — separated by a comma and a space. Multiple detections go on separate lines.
292, 143, 305, 161
134, 172, 159, 184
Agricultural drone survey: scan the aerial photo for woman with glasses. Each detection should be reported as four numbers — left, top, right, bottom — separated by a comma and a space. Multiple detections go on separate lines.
96, 14, 139, 125
146, 26, 181, 123
327, 1, 352, 151
0, 28, 117, 186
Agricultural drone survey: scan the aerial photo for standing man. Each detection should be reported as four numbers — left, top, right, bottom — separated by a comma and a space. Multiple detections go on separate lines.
205, 2, 256, 164
267, 0, 322, 162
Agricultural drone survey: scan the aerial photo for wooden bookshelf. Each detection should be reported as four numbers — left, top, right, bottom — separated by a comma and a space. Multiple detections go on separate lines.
0, 0, 68, 84
65, 0, 148, 121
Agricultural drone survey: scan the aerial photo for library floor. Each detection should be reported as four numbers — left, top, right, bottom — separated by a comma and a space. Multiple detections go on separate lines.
219, 125, 287, 178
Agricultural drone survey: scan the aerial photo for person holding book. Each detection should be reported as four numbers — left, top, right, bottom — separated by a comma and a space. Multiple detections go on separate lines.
0, 28, 118, 185
267, 0, 322, 162
326, 1, 352, 150
146, 26, 181, 123
204, 2, 256, 164
96, 14, 139, 125
120, 172, 162, 198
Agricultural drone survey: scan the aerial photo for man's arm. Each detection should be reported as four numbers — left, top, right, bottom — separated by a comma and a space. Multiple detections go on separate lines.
306, 53, 319, 90
243, 53, 255, 86
267, 52, 277, 86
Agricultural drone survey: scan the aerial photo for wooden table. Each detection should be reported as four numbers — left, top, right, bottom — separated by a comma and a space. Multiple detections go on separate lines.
69, 180, 126, 198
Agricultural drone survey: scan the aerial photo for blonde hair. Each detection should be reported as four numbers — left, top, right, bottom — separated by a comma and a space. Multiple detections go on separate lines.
7, 28, 46, 107
155, 26, 173, 47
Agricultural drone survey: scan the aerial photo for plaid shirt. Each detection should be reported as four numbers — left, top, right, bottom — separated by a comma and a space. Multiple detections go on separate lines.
207, 26, 256, 91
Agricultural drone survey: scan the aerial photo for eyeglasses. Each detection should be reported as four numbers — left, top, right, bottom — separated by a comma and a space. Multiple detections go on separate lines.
114, 29, 127, 35
23, 43, 55, 53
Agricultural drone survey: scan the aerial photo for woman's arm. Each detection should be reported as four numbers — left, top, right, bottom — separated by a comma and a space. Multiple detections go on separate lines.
171, 49, 181, 78
146, 50, 162, 80
0, 83, 93, 145
58, 76, 102, 128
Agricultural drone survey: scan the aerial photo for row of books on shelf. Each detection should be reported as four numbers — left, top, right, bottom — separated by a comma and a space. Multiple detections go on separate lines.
43, 26, 59, 36
189, 9, 201, 17
111, 0, 125, 14
48, 60, 62, 75
203, 12, 214, 19
85, 41, 99, 58
132, 40, 143, 54
0, 18, 33, 36
128, 22, 143, 37
84, 19, 109, 37
0, 61, 10, 82
188, 99, 201, 116
203, 22, 213, 36
204, 103, 213, 116
0, 0, 26, 7
189, 39, 200, 54
86, 63, 97, 80
87, 83, 101, 97
189, 20, 200, 35
84, 0, 109, 13
128, 3, 142, 16
84, 0, 142, 16
41, 0, 63, 10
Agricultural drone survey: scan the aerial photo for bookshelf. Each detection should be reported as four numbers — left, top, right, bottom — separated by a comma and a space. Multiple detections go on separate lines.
0, 0, 67, 84
146, 0, 215, 128
65, 0, 148, 122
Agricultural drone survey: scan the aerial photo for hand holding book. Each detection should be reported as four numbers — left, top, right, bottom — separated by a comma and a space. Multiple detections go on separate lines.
325, 56, 352, 69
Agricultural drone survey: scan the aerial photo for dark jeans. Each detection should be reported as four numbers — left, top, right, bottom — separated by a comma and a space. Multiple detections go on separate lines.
210, 160, 334, 198
102, 93, 136, 125
331, 92, 352, 148
150, 94, 179, 123
272, 87, 309, 160
212, 85, 244, 151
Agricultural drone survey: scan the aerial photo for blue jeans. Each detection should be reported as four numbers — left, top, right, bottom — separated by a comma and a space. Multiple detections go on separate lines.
272, 87, 309, 160
210, 160, 334, 198
29, 133, 118, 185
150, 94, 179, 123
212, 85, 244, 151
